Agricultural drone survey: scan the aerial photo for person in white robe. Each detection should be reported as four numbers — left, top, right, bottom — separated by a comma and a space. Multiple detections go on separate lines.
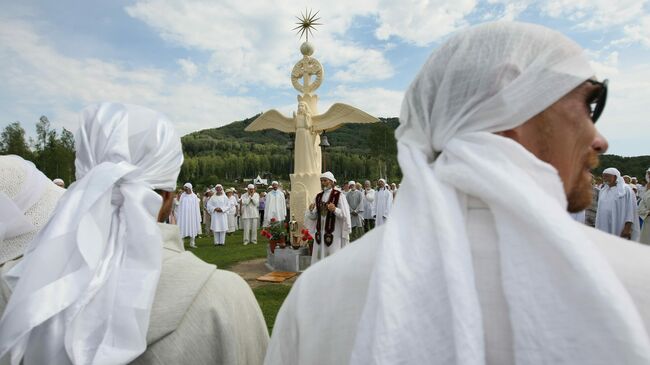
596, 167, 640, 241
304, 172, 352, 265
263, 181, 286, 227
264, 22, 650, 365
361, 180, 376, 232
202, 189, 213, 237
638, 168, 650, 244
345, 180, 365, 241
207, 185, 230, 246
373, 178, 393, 226
0, 103, 269, 364
178, 182, 202, 248
241, 184, 260, 245
226, 189, 238, 234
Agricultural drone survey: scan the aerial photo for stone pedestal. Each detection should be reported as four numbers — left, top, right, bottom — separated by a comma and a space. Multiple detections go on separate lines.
266, 245, 311, 272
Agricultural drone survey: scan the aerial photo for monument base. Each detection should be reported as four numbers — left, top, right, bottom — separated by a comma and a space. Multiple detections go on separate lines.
266, 245, 311, 272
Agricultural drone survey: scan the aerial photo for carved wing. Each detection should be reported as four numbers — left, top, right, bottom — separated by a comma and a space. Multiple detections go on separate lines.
245, 109, 296, 133
312, 103, 378, 132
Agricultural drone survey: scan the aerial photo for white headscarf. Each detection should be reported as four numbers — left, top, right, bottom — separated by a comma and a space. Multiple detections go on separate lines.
0, 103, 183, 365
320, 171, 336, 183
0, 156, 65, 265
602, 167, 626, 197
351, 22, 650, 364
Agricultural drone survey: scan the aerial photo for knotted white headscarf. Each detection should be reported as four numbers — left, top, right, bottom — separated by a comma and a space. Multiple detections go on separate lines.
351, 22, 650, 364
0, 102, 183, 365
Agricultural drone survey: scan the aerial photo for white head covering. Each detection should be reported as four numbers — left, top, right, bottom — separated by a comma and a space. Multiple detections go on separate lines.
602, 167, 626, 197
0, 103, 183, 364
320, 171, 336, 183
183, 182, 192, 191
271, 181, 278, 186
0, 156, 65, 265
348, 180, 356, 186
51, 178, 65, 187
351, 22, 650, 364
378, 178, 386, 184
247, 184, 255, 189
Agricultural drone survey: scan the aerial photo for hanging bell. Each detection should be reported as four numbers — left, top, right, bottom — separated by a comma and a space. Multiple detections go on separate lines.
319, 132, 330, 147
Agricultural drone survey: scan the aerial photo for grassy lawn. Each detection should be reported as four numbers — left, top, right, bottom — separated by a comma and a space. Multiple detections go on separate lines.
252, 284, 293, 333
187, 230, 293, 332
183, 230, 267, 269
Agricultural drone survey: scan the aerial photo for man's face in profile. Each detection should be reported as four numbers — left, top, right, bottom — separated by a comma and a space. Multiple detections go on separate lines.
512, 80, 608, 212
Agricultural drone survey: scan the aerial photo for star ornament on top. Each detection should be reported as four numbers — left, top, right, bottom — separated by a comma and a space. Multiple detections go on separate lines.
293, 9, 322, 42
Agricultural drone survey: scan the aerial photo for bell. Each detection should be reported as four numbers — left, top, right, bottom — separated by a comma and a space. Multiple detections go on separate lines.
319, 133, 330, 147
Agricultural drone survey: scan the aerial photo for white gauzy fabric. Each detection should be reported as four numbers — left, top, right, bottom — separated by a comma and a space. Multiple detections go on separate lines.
350, 22, 650, 364
0, 103, 184, 365
0, 156, 64, 265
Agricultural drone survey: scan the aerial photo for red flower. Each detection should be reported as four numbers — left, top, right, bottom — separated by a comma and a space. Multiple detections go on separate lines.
270, 217, 277, 223
301, 228, 308, 234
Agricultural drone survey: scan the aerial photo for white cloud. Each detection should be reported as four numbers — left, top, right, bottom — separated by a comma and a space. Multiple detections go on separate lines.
612, 15, 650, 48
177, 58, 198, 79
0, 19, 262, 135
539, 0, 647, 29
323, 86, 403, 118
374, 0, 476, 46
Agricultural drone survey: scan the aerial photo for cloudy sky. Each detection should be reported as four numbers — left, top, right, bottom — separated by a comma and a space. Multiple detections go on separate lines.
1, 0, 649, 156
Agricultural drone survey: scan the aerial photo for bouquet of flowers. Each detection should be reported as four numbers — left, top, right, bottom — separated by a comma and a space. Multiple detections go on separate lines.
261, 218, 287, 241
300, 228, 314, 243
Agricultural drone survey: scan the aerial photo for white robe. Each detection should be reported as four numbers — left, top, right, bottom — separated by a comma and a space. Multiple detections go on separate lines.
227, 195, 238, 233
373, 187, 393, 226
207, 194, 230, 233
241, 193, 260, 219
361, 189, 376, 220
304, 188, 352, 265
264, 197, 650, 365
264, 190, 286, 226
596, 184, 640, 241
178, 192, 202, 237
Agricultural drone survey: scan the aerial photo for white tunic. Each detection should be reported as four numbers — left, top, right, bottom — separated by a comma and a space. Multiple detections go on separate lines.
373, 187, 393, 226
227, 195, 239, 233
177, 192, 202, 237
361, 188, 376, 220
304, 188, 352, 265
264, 197, 650, 365
596, 183, 640, 240
264, 190, 286, 226
241, 192, 260, 219
207, 194, 230, 233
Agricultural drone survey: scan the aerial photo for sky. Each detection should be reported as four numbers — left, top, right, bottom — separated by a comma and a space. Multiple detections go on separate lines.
1, 0, 649, 156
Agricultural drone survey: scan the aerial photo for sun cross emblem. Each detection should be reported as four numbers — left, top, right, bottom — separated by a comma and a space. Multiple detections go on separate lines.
291, 9, 324, 94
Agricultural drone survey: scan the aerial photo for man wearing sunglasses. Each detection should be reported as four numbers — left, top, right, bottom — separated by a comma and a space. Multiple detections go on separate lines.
265, 22, 650, 365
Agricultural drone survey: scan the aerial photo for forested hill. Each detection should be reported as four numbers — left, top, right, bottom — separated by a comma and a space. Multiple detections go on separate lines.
178, 116, 401, 185
178, 114, 650, 186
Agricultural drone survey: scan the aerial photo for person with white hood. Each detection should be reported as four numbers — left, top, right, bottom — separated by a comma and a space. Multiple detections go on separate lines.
638, 168, 650, 244
361, 180, 376, 232
207, 184, 230, 246
177, 182, 202, 248
305, 172, 351, 265
264, 22, 650, 365
240, 184, 260, 245
263, 181, 286, 227
226, 188, 238, 234
596, 167, 640, 241
345, 180, 365, 241
0, 103, 268, 364
373, 178, 392, 226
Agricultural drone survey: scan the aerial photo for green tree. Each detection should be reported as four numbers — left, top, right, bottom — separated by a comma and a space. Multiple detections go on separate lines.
0, 122, 33, 159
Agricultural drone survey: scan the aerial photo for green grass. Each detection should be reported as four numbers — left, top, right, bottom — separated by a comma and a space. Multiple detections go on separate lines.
253, 284, 293, 333
183, 230, 267, 269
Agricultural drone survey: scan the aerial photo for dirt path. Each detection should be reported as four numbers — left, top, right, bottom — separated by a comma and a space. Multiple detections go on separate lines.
229, 258, 300, 289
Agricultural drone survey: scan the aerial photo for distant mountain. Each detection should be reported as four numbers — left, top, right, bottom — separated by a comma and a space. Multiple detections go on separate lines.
178, 115, 649, 186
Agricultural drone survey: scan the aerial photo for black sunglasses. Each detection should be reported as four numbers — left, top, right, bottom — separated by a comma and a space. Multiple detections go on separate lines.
585, 79, 608, 123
